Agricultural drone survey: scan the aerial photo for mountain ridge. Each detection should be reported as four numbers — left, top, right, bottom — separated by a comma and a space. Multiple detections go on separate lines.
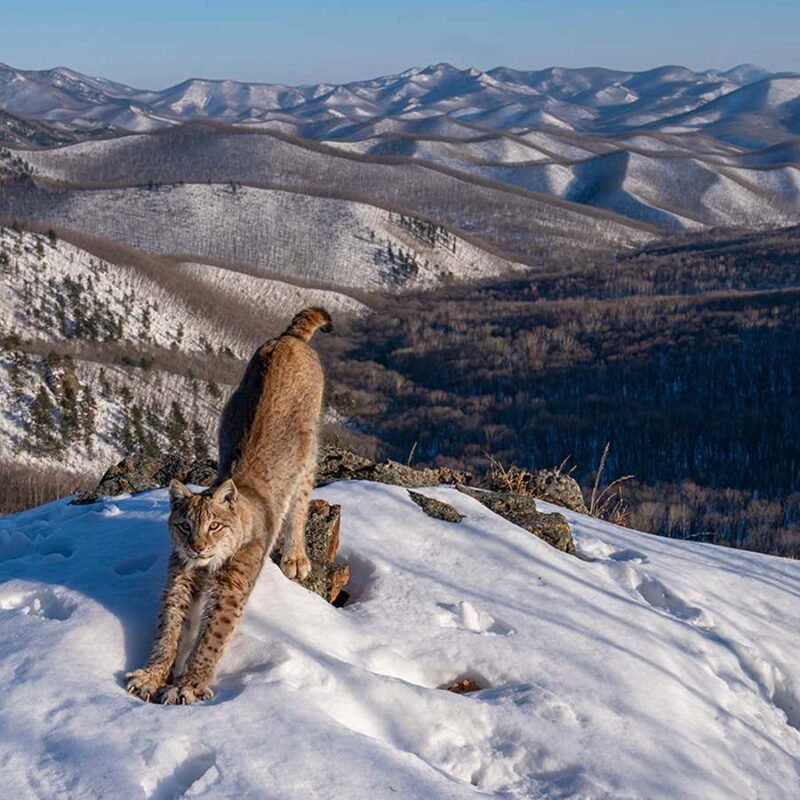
2, 61, 797, 144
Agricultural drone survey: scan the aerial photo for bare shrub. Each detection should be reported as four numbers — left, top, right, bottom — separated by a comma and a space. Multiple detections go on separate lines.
0, 462, 97, 516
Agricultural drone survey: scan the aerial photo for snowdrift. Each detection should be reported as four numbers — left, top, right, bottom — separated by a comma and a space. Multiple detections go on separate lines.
0, 482, 798, 799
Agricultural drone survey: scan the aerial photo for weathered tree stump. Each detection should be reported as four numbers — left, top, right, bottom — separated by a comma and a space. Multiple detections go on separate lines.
271, 499, 350, 604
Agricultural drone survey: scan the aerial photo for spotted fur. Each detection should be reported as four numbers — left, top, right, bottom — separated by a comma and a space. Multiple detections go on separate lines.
126, 308, 330, 704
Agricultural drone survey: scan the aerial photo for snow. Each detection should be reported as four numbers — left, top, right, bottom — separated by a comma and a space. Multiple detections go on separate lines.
0, 61, 796, 148
0, 228, 244, 356
174, 262, 369, 318
1, 481, 798, 799
2, 184, 524, 292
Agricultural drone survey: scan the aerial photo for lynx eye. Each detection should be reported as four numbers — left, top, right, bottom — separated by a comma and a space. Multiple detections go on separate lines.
178, 521, 191, 533
208, 522, 222, 532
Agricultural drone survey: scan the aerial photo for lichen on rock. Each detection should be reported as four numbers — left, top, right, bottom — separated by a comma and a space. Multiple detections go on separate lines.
407, 490, 464, 523
456, 485, 575, 555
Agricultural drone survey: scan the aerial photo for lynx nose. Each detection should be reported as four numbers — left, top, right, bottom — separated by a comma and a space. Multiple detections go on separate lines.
192, 535, 211, 554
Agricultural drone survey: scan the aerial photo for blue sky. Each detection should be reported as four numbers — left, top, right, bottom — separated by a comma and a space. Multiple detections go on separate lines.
2, 0, 797, 87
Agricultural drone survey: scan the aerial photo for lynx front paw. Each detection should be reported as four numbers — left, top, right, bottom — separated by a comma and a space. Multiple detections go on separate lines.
125, 668, 166, 703
281, 552, 312, 581
158, 682, 214, 705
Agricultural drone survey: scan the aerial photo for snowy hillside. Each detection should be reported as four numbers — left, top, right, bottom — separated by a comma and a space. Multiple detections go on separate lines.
10, 115, 799, 239
0, 482, 798, 798
0, 226, 366, 476
0, 184, 524, 292
0, 61, 795, 143
3, 61, 799, 239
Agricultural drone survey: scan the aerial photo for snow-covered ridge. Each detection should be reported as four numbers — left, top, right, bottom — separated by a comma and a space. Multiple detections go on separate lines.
0, 184, 530, 292
0, 61, 792, 142
12, 107, 799, 236
0, 482, 798, 798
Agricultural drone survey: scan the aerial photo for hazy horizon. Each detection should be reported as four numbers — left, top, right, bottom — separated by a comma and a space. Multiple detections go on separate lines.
2, 0, 798, 88
1, 58, 794, 92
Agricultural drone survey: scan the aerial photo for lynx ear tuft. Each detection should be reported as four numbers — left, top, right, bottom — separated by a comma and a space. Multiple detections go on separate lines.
212, 478, 238, 506
168, 479, 192, 505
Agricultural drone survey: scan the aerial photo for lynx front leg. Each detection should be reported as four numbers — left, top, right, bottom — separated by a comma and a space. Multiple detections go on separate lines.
159, 537, 267, 704
280, 474, 313, 581
126, 553, 202, 702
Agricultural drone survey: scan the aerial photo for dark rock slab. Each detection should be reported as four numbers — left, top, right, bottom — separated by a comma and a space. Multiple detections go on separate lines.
455, 485, 575, 555
407, 490, 464, 523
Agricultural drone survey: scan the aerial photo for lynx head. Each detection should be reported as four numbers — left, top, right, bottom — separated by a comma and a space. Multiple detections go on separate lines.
168, 478, 245, 570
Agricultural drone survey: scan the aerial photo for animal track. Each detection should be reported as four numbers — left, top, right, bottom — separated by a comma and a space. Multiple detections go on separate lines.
575, 538, 648, 564
140, 739, 219, 800
113, 553, 159, 576
0, 529, 34, 562
635, 576, 704, 623
0, 589, 76, 621
40, 539, 74, 559
609, 548, 647, 563
719, 639, 800, 733
437, 601, 514, 635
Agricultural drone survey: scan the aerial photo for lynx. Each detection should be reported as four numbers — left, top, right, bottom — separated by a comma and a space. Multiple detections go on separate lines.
126, 307, 331, 704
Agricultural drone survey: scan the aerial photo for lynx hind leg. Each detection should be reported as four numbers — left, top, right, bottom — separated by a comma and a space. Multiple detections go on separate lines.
280, 474, 313, 581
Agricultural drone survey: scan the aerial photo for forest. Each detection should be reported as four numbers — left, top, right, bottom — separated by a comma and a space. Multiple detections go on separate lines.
323, 226, 800, 557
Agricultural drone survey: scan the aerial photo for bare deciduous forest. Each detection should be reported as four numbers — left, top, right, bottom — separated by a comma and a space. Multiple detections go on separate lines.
323, 226, 800, 557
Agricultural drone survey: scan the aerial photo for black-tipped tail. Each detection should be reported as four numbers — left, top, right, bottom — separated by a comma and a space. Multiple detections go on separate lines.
283, 307, 333, 342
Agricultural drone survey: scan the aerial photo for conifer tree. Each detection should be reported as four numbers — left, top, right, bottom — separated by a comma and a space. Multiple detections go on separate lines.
59, 382, 80, 445
78, 386, 97, 453
30, 386, 59, 453
166, 401, 190, 455
192, 421, 210, 461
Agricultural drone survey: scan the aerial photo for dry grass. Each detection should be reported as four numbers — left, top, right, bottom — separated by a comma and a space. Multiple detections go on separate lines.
485, 453, 535, 495
589, 442, 633, 525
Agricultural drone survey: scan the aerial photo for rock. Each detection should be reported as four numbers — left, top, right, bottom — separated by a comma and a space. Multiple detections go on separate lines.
279, 560, 350, 605
407, 490, 464, 523
316, 445, 471, 488
71, 452, 217, 504
446, 678, 482, 694
315, 445, 374, 485
326, 563, 351, 605
300, 499, 341, 564
76, 446, 471, 504
455, 485, 575, 555
270, 500, 349, 604
366, 460, 471, 488
527, 469, 588, 514
184, 459, 219, 488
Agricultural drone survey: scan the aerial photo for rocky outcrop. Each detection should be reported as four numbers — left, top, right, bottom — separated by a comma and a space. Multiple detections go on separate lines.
71, 452, 216, 504
525, 469, 588, 514
456, 485, 575, 555
316, 445, 471, 488
407, 490, 464, 523
74, 446, 472, 505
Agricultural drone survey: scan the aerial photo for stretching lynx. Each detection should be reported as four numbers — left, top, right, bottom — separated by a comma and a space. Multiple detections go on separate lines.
126, 307, 331, 704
